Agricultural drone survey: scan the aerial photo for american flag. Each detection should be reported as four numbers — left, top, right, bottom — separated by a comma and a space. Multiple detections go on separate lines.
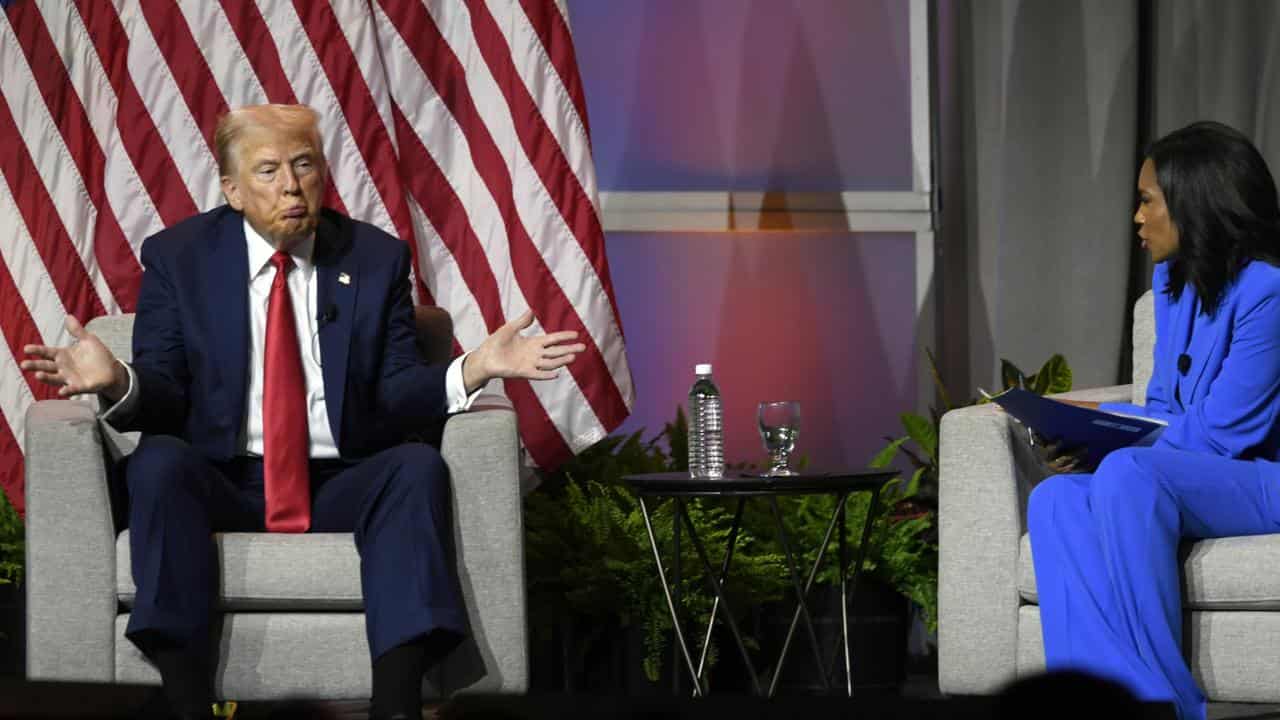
0, 0, 635, 515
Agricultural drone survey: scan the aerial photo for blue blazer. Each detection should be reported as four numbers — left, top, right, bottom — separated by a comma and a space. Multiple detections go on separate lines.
1104, 259, 1280, 460
116, 205, 447, 461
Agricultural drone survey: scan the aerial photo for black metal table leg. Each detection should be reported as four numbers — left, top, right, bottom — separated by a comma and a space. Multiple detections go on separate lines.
768, 491, 849, 696
673, 498, 682, 695
839, 496, 851, 695
767, 497, 831, 693
637, 496, 703, 696
827, 486, 883, 697
696, 498, 746, 683
677, 498, 764, 696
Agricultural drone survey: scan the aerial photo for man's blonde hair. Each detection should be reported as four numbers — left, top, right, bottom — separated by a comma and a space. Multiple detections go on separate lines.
214, 104, 324, 176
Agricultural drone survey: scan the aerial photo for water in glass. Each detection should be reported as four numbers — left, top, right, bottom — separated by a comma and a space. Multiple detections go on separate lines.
757, 401, 801, 476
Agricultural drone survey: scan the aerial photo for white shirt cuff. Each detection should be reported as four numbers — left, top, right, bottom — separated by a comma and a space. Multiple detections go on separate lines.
99, 360, 139, 424
445, 351, 484, 413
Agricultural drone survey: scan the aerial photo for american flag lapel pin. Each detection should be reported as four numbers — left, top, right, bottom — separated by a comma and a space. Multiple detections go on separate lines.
338, 272, 351, 285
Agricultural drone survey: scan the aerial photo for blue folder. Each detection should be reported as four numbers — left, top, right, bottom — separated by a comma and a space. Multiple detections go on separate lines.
990, 388, 1166, 467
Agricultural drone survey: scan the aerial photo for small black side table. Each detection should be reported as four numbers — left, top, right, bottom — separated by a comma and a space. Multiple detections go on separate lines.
621, 470, 897, 698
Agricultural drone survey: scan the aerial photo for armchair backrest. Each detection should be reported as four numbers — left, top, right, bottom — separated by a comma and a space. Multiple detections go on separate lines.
1132, 290, 1155, 405
87, 314, 134, 362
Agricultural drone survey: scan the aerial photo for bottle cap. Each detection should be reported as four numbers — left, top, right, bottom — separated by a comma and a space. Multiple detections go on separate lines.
695, 363, 712, 375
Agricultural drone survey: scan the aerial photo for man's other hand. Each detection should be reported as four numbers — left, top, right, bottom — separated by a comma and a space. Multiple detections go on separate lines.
463, 310, 587, 394
21, 315, 129, 401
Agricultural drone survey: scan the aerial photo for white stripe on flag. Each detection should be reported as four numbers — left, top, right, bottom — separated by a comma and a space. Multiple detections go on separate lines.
178, 1, 269, 109
41, 1, 162, 256
506, 4, 600, 217
0, 12, 119, 315
405, 195, 488, 352
0, 343, 33, 457
0, 172, 73, 349
324, 0, 397, 152
119, 0, 223, 211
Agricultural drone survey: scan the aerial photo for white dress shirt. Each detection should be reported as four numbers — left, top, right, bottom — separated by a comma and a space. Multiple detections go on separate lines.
103, 219, 481, 456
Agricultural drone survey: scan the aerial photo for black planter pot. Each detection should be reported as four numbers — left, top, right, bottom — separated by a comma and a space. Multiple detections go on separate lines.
529, 610, 675, 695
0, 582, 24, 676
753, 577, 910, 695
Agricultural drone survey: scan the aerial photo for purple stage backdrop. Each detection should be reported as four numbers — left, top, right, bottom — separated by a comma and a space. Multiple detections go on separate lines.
606, 232, 918, 471
569, 0, 912, 191
568, 1, 919, 471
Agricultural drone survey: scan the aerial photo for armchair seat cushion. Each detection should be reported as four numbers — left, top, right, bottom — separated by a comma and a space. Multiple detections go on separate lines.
1019, 531, 1280, 610
117, 531, 364, 610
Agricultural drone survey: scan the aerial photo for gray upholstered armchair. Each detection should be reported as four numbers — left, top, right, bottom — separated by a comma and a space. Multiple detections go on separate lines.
24, 312, 528, 700
938, 289, 1280, 702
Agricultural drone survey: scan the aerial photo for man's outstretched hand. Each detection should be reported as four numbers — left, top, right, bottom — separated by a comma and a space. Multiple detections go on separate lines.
463, 310, 587, 394
21, 315, 129, 401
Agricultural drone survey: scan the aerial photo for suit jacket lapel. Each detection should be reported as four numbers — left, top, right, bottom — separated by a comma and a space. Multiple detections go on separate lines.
314, 212, 357, 448
206, 212, 250, 430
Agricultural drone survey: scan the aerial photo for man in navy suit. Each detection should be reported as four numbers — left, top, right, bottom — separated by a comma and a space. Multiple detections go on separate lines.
21, 104, 585, 719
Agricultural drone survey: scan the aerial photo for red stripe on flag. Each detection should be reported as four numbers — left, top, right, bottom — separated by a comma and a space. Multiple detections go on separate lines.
0, 419, 24, 518
0, 99, 106, 324
466, 0, 622, 329
290, 0, 432, 304
218, 0, 298, 105
517, 0, 592, 145
138, 0, 229, 154
7, 3, 141, 312
380, 0, 625, 454
75, 0, 199, 227
392, 106, 505, 332
394, 105, 569, 467
0, 215, 62, 511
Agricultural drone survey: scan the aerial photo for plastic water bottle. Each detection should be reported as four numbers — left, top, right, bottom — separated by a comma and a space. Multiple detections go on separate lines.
688, 363, 725, 478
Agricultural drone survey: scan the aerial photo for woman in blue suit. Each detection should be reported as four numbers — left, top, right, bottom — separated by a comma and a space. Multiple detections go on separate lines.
1029, 121, 1280, 720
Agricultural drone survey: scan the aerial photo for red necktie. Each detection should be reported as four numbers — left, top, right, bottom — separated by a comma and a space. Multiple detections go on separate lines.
263, 251, 311, 532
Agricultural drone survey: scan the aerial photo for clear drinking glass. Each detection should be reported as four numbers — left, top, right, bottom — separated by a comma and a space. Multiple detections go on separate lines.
757, 401, 801, 476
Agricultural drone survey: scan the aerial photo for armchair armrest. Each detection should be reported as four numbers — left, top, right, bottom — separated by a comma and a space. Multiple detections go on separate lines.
24, 400, 117, 682
938, 383, 1135, 694
438, 401, 527, 694
938, 402, 1043, 694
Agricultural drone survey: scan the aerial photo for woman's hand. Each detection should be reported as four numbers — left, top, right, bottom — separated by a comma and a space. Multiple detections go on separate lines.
1033, 433, 1091, 474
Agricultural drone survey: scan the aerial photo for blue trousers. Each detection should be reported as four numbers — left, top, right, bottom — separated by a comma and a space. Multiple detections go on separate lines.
1029, 446, 1280, 720
122, 434, 467, 662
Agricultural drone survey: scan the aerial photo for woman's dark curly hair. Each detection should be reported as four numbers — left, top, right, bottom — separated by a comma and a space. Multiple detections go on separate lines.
1148, 121, 1280, 314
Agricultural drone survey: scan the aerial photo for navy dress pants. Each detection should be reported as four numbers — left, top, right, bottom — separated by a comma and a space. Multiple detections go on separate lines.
1029, 446, 1280, 720
123, 434, 467, 662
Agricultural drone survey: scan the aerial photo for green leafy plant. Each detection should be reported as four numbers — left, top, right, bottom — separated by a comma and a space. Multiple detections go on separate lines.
0, 492, 21, 588
870, 351, 1073, 633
